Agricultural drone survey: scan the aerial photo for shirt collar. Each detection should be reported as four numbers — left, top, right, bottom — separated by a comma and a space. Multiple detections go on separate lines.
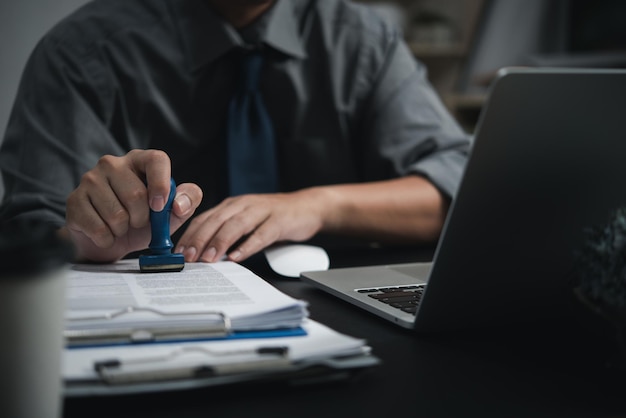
175, 0, 306, 72
262, 0, 307, 59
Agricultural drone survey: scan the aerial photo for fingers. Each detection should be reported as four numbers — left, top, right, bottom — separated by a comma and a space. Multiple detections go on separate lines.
66, 179, 118, 249
176, 193, 323, 264
170, 183, 203, 232
66, 149, 191, 260
176, 196, 275, 263
66, 158, 145, 249
226, 220, 280, 262
127, 149, 171, 212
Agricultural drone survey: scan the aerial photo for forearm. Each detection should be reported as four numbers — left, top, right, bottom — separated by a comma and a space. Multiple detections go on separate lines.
308, 175, 448, 244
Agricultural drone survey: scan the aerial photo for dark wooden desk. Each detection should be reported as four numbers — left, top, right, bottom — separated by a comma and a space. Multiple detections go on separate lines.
63, 245, 626, 418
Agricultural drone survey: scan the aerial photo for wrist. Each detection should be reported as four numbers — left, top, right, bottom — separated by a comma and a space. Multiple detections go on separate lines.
297, 185, 348, 234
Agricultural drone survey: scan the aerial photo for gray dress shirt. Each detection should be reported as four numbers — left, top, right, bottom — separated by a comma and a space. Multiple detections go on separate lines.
0, 0, 470, 229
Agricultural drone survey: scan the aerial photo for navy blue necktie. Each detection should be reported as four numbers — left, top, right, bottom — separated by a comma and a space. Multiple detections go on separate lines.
227, 51, 278, 196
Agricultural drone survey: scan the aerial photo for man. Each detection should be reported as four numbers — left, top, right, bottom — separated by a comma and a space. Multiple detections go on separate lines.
0, 0, 470, 264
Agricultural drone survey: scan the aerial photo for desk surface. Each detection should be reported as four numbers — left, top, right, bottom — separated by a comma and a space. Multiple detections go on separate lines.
64, 245, 626, 418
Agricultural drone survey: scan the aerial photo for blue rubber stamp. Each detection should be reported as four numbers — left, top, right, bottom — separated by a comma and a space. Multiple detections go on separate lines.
139, 178, 185, 273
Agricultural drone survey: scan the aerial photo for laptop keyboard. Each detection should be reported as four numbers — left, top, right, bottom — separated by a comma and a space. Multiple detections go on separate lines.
357, 284, 425, 316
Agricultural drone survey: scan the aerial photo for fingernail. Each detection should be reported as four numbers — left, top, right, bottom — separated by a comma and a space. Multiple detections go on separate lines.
184, 246, 197, 261
201, 247, 217, 262
229, 249, 242, 261
151, 195, 165, 212
175, 246, 185, 254
175, 194, 192, 215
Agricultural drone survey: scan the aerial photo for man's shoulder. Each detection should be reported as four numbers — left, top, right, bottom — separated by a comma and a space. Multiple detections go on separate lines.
295, 0, 400, 57
308, 0, 398, 39
42, 0, 172, 54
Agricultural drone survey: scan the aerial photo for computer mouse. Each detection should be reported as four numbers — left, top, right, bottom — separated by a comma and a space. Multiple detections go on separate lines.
263, 244, 330, 278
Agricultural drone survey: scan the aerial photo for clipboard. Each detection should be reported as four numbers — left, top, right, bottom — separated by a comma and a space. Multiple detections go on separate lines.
63, 261, 377, 395
63, 320, 379, 396
65, 306, 307, 348
65, 352, 379, 396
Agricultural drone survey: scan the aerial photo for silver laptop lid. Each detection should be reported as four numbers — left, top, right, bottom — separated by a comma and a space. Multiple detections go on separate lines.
414, 68, 626, 331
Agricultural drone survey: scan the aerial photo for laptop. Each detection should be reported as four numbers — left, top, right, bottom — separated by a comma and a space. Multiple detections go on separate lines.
301, 68, 626, 332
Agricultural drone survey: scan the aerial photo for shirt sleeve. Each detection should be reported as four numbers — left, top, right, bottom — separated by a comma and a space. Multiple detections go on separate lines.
358, 32, 471, 199
0, 36, 123, 226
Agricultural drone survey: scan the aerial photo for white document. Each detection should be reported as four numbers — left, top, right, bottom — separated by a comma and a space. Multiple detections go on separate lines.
63, 320, 366, 381
65, 260, 308, 335
62, 261, 378, 395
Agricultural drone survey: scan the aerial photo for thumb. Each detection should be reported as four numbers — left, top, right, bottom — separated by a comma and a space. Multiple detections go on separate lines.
169, 183, 203, 232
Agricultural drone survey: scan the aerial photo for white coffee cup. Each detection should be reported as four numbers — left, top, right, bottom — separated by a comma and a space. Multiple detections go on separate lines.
0, 221, 71, 418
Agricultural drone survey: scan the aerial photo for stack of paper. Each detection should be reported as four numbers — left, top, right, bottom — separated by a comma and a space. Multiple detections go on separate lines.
65, 260, 309, 345
64, 319, 375, 395
63, 259, 378, 394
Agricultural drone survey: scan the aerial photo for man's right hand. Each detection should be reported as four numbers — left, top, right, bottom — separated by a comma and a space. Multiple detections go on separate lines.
64, 149, 203, 263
